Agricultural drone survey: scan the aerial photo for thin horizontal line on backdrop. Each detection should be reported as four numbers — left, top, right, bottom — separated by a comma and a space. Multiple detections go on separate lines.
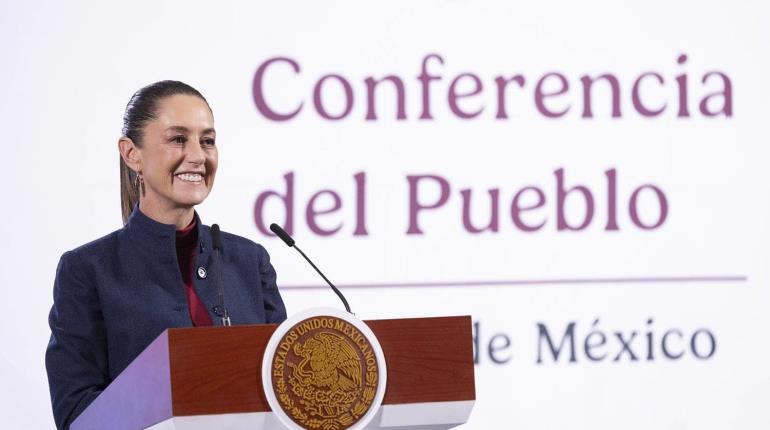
280, 275, 749, 290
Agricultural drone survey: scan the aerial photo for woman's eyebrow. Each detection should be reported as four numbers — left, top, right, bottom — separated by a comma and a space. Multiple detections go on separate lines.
165, 126, 215, 134
165, 125, 190, 134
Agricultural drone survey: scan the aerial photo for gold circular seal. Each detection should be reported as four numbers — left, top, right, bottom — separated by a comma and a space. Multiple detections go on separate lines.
269, 315, 380, 430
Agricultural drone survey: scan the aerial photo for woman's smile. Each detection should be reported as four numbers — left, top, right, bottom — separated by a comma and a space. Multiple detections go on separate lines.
174, 171, 206, 184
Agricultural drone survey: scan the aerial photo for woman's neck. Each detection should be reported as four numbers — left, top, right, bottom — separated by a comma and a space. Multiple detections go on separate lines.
138, 200, 195, 230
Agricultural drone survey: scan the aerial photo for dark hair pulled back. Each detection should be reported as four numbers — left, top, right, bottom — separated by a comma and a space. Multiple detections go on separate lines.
120, 80, 210, 224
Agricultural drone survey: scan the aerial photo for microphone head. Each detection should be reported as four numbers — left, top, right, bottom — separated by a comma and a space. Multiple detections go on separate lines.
211, 224, 223, 250
270, 223, 295, 247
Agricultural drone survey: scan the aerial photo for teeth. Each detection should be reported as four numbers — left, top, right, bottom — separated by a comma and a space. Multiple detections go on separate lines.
176, 173, 203, 182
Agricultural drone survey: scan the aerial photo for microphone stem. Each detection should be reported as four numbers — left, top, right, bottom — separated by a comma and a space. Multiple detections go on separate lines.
293, 244, 352, 314
214, 249, 231, 326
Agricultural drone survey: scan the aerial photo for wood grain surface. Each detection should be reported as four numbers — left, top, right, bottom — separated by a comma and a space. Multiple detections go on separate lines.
368, 316, 476, 405
167, 315, 475, 416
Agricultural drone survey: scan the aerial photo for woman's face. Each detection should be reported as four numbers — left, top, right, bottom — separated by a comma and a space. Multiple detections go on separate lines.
136, 94, 217, 212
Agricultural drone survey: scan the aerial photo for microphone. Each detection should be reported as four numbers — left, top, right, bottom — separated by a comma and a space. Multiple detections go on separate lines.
210, 224, 232, 326
269, 223, 352, 314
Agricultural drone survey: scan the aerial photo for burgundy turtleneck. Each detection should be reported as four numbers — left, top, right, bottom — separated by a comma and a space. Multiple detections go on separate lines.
176, 218, 213, 327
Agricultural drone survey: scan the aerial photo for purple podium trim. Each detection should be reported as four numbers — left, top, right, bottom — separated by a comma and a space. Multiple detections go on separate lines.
71, 331, 173, 430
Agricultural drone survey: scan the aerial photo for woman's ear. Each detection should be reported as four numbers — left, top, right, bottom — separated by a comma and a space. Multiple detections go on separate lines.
118, 137, 142, 172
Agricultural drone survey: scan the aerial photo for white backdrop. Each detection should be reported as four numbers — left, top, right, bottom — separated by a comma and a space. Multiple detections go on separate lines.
2, 1, 769, 429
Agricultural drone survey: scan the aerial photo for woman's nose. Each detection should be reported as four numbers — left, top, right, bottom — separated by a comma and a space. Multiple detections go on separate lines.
185, 139, 206, 163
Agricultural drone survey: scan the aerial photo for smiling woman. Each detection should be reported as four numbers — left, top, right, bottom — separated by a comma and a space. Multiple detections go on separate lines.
118, 82, 219, 227
45, 81, 288, 430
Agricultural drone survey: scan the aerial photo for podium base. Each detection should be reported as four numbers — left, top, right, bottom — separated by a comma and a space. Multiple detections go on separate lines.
146, 400, 475, 430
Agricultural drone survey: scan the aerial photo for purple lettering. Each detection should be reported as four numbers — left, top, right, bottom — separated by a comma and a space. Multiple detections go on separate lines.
676, 54, 689, 117
556, 168, 594, 231
365, 76, 407, 120
495, 75, 526, 119
605, 168, 619, 231
306, 190, 343, 236
313, 74, 354, 120
629, 185, 668, 229
581, 74, 621, 118
353, 171, 368, 236
535, 73, 570, 118
254, 172, 294, 236
448, 73, 484, 119
632, 72, 666, 116
417, 53, 444, 120
511, 186, 546, 232
699, 72, 733, 117
252, 57, 303, 121
461, 188, 499, 233
407, 174, 451, 234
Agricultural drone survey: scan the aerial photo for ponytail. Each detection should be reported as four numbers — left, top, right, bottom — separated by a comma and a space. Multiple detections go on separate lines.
120, 157, 141, 224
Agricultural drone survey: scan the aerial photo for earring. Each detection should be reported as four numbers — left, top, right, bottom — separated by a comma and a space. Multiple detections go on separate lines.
135, 172, 146, 197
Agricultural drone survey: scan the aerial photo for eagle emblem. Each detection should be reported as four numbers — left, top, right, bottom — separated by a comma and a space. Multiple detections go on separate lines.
270, 316, 380, 430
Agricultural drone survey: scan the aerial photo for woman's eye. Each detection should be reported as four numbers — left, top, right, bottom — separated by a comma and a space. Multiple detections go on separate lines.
172, 136, 186, 144
203, 138, 216, 146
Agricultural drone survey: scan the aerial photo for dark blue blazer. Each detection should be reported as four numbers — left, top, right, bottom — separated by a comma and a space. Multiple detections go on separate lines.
45, 207, 287, 429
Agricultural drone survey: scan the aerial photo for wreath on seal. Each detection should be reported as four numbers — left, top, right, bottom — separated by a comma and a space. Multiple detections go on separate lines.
276, 332, 378, 430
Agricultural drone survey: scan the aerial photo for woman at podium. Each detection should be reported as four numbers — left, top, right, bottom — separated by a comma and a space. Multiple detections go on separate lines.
44, 81, 288, 430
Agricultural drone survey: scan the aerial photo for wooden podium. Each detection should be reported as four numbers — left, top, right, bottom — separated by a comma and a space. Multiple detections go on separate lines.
71, 316, 475, 430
